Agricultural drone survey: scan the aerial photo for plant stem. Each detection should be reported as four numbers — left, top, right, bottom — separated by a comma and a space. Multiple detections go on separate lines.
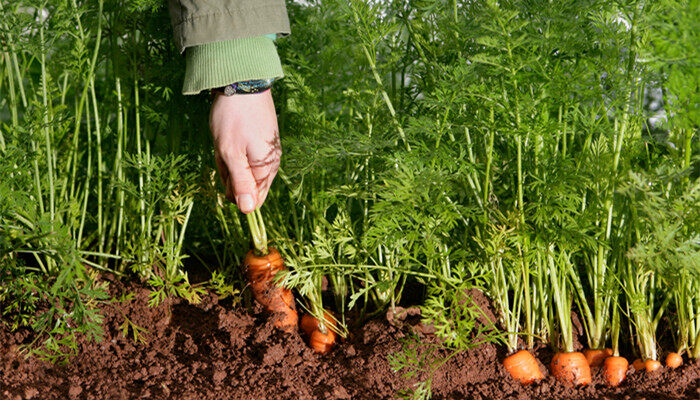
39, 5, 54, 227
483, 108, 495, 207
246, 208, 269, 256
134, 81, 146, 260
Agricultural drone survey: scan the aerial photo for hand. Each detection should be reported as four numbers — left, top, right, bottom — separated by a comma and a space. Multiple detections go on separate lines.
210, 90, 281, 214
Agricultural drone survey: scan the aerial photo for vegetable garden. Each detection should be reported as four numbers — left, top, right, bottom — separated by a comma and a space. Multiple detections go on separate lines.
1, 0, 698, 399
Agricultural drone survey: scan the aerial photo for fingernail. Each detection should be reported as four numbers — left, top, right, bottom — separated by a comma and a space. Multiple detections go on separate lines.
237, 194, 255, 212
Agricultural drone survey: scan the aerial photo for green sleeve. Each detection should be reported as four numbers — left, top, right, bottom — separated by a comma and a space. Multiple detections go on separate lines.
168, 0, 290, 53
182, 36, 283, 95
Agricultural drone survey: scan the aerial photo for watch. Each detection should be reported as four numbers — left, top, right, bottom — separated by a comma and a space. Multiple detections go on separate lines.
211, 78, 276, 96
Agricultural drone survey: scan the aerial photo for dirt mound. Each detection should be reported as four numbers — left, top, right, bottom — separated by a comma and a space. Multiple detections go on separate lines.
0, 278, 697, 399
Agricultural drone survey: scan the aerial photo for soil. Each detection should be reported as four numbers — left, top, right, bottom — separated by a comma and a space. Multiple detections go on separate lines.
1, 277, 698, 400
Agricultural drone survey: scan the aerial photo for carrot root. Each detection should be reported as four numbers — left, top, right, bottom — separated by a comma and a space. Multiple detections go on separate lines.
503, 349, 544, 385
301, 311, 337, 354
665, 353, 683, 369
583, 348, 612, 368
603, 356, 628, 387
244, 248, 298, 331
644, 359, 662, 372
550, 352, 592, 386
632, 358, 644, 371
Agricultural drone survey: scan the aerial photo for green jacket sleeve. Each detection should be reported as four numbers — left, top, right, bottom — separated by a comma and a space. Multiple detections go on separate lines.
167, 0, 290, 95
182, 36, 283, 95
168, 0, 290, 53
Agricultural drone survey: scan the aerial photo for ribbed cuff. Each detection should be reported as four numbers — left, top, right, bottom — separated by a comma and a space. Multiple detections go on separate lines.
183, 37, 284, 95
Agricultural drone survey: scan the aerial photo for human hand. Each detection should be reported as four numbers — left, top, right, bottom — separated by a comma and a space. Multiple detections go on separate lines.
210, 90, 281, 214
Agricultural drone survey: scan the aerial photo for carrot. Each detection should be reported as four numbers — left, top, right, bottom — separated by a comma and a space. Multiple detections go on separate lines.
632, 358, 644, 371
644, 359, 662, 372
244, 248, 298, 332
665, 352, 682, 369
503, 349, 544, 384
603, 356, 628, 386
604, 307, 627, 386
300, 310, 337, 354
583, 348, 613, 368
245, 248, 284, 286
550, 352, 591, 386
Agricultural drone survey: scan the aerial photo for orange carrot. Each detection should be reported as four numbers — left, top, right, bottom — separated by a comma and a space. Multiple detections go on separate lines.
603, 356, 628, 386
503, 350, 544, 384
632, 358, 644, 371
244, 248, 298, 331
301, 311, 337, 354
583, 348, 613, 368
644, 359, 662, 372
550, 352, 591, 385
665, 352, 682, 369
245, 248, 284, 289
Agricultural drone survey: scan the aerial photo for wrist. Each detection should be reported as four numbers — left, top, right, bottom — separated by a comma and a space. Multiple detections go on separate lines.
211, 78, 276, 97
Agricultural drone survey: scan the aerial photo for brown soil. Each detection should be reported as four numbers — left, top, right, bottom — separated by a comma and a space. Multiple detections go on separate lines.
1, 277, 698, 400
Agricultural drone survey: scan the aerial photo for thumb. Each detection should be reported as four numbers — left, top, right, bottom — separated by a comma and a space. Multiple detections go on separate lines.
225, 151, 258, 214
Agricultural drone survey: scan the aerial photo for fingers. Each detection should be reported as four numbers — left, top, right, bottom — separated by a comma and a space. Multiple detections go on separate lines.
248, 131, 281, 209
251, 158, 279, 210
220, 148, 258, 214
209, 91, 280, 213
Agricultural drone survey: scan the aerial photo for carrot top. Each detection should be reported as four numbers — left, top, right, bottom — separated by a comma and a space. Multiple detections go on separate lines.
246, 208, 269, 256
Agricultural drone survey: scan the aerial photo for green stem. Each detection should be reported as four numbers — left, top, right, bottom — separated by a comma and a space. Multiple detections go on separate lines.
549, 247, 574, 353
134, 82, 146, 258
91, 80, 103, 254
518, 243, 533, 349
516, 135, 524, 225
39, 14, 55, 226
610, 302, 621, 356
483, 108, 495, 207
246, 208, 268, 255
77, 100, 93, 246
114, 78, 126, 267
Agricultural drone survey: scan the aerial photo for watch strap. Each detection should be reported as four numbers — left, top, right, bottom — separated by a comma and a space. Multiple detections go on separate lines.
212, 78, 276, 96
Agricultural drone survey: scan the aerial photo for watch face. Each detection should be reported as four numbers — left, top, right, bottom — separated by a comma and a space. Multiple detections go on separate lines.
224, 85, 236, 96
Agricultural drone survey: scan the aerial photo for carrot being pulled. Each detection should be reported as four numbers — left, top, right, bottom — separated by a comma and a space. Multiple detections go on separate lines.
243, 209, 298, 332
301, 310, 337, 354
503, 350, 544, 385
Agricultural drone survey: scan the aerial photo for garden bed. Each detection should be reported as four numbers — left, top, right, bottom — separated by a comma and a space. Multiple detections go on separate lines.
1, 277, 697, 400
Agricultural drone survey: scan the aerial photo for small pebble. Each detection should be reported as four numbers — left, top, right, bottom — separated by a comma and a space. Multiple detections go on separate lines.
213, 370, 227, 384
69, 384, 82, 398
24, 388, 39, 399
345, 345, 356, 357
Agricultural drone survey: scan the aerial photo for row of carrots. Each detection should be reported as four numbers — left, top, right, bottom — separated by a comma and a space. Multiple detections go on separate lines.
241, 240, 686, 376
239, 211, 685, 379
504, 347, 684, 387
